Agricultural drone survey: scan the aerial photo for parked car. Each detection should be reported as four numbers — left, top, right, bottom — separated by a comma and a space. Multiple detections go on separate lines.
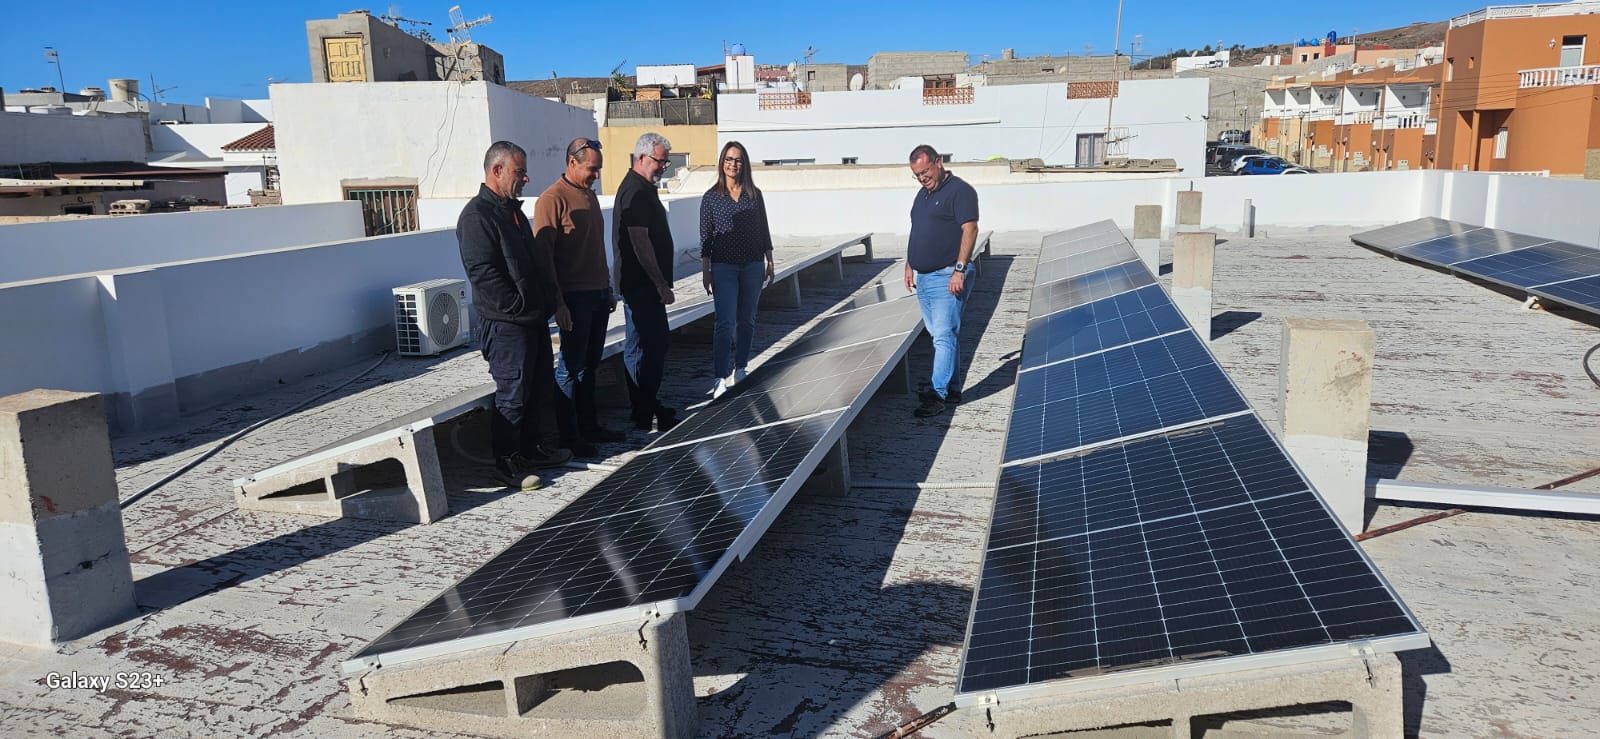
1215, 147, 1266, 169
1218, 129, 1250, 144
1240, 158, 1316, 175
1231, 154, 1282, 173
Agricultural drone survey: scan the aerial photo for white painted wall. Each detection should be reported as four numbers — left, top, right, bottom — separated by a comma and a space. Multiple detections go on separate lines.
272, 82, 595, 204
150, 123, 270, 161
0, 111, 146, 165
0, 277, 113, 398
1487, 175, 1600, 245
0, 202, 364, 284
203, 97, 272, 124
717, 79, 1209, 175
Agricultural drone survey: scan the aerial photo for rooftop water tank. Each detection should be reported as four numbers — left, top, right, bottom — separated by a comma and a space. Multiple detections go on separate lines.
731, 43, 747, 56
109, 78, 139, 103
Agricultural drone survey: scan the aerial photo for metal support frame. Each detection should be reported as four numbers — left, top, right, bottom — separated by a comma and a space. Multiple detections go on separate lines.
1369, 478, 1600, 515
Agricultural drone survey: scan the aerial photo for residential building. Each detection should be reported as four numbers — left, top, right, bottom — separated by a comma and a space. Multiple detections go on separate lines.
270, 81, 595, 230
1437, 1, 1600, 176
1257, 64, 1443, 172
866, 52, 968, 89
305, 10, 504, 85
717, 78, 1207, 174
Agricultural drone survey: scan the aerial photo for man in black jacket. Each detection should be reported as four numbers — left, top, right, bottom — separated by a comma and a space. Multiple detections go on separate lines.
458, 141, 572, 490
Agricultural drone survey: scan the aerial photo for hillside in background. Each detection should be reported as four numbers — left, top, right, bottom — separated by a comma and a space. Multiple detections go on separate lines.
1136, 19, 1449, 69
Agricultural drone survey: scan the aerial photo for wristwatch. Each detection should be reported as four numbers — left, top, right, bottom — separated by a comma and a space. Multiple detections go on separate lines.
953, 262, 968, 273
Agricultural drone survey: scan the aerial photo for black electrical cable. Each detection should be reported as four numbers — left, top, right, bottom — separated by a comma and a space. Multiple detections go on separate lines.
119, 352, 391, 509
1585, 341, 1600, 390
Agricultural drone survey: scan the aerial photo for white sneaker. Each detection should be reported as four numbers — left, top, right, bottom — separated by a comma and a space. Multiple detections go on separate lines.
733, 367, 747, 383
712, 377, 729, 399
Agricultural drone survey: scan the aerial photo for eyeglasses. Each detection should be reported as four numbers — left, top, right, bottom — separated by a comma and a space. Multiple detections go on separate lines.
722, 156, 746, 165
579, 139, 602, 152
647, 155, 670, 167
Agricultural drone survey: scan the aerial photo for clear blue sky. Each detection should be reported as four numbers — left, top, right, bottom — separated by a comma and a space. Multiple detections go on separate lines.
1, 0, 1480, 103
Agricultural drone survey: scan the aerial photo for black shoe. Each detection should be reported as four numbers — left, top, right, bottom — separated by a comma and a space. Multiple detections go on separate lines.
494, 456, 545, 491
524, 445, 573, 468
564, 437, 599, 458
631, 411, 654, 431
580, 425, 626, 443
914, 390, 947, 418
946, 389, 962, 404
655, 407, 681, 432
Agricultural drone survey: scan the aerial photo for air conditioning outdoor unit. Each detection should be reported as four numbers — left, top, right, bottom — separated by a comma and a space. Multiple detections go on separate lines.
394, 279, 469, 356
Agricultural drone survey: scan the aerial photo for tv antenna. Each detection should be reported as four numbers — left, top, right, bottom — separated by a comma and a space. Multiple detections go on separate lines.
1131, 34, 1143, 57
149, 74, 177, 103
447, 4, 493, 45
381, 5, 435, 41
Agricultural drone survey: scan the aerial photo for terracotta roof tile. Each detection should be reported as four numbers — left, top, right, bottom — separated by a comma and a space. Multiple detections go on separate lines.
220, 125, 275, 152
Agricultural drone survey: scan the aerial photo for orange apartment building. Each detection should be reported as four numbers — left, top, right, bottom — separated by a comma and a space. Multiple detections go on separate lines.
1256, 2, 1600, 176
1439, 2, 1600, 176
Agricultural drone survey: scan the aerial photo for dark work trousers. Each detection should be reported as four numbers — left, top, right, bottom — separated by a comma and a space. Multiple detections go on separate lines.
622, 289, 670, 423
554, 289, 612, 442
478, 316, 553, 461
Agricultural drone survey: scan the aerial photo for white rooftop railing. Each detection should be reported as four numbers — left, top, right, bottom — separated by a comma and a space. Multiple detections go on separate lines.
1451, 2, 1600, 28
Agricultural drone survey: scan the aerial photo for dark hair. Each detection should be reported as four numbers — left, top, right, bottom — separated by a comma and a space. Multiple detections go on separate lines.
483, 140, 526, 171
708, 140, 759, 200
908, 144, 940, 164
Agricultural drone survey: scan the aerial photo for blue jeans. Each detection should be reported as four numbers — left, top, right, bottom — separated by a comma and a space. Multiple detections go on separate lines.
710, 260, 765, 379
914, 262, 977, 399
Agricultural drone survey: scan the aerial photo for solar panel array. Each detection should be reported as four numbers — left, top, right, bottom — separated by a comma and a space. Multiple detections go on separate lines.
1351, 217, 1600, 316
957, 220, 1427, 701
348, 288, 925, 671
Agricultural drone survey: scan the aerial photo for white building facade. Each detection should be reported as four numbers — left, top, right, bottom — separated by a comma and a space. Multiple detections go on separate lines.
716, 78, 1209, 175
271, 81, 597, 205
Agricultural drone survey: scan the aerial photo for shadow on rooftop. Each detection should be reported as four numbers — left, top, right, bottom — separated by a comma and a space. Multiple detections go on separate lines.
688, 241, 1014, 736
1399, 644, 1453, 737
130, 417, 553, 615
1211, 310, 1263, 341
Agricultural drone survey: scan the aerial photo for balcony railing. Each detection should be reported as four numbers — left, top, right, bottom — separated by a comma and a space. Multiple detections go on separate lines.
758, 92, 812, 110
1308, 111, 1336, 121
1451, 2, 1600, 29
922, 86, 975, 105
1519, 64, 1600, 88
1336, 110, 1377, 125
1375, 112, 1428, 130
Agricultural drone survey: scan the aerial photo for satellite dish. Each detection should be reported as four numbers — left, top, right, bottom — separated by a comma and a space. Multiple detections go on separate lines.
787, 61, 797, 77
849, 72, 863, 91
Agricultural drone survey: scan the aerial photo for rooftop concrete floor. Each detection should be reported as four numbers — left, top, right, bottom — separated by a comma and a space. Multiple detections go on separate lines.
1, 229, 1597, 737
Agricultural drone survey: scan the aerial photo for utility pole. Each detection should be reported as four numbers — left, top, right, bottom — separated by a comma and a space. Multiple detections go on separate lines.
43, 47, 65, 92
1105, 0, 1124, 138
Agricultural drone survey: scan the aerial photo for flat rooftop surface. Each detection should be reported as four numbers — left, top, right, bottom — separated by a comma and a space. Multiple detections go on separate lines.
1, 229, 1596, 737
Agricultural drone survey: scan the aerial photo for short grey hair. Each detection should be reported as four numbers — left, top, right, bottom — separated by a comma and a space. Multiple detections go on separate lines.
633, 132, 672, 157
483, 140, 525, 171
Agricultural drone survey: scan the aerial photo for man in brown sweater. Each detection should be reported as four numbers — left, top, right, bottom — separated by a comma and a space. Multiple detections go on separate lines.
535, 137, 625, 457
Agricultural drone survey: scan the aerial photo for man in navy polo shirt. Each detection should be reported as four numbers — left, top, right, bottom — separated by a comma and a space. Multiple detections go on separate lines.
905, 144, 979, 418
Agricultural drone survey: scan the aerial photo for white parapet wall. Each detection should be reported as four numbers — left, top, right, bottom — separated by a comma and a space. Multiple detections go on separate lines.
0, 228, 464, 433
0, 111, 146, 165
0, 202, 366, 284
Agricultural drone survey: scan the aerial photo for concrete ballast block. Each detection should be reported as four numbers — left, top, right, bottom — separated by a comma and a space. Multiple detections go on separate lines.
1171, 232, 1216, 342
0, 390, 136, 647
1175, 190, 1203, 232
1133, 204, 1162, 271
1278, 318, 1376, 534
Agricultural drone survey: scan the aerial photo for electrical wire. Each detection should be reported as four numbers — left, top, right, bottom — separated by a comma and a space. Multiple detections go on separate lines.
1585, 340, 1600, 390
119, 351, 392, 510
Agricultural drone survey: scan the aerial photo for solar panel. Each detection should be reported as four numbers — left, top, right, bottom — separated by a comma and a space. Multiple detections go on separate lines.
766, 295, 922, 363
1036, 243, 1143, 285
1040, 222, 1125, 260
355, 412, 841, 662
962, 416, 1424, 694
654, 335, 907, 446
1004, 331, 1249, 463
959, 221, 1426, 702
1451, 241, 1600, 287
1020, 285, 1189, 371
1532, 274, 1600, 313
1030, 261, 1156, 319
832, 283, 904, 314
1394, 228, 1550, 267
1349, 217, 1480, 253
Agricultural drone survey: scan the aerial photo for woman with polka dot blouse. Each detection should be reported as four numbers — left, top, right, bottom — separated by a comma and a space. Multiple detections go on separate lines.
699, 140, 776, 398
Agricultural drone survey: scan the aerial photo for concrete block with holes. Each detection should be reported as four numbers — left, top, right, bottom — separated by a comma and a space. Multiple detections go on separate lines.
948, 651, 1403, 738
234, 422, 451, 524
0, 390, 137, 647
346, 612, 696, 738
